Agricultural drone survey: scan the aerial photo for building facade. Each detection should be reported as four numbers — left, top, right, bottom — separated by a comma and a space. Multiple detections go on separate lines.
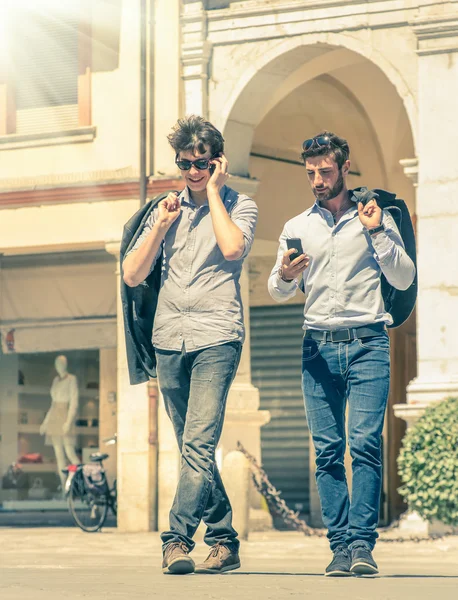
1, 0, 457, 531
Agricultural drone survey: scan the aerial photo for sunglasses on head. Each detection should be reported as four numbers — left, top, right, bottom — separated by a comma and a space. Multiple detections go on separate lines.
175, 153, 219, 171
302, 136, 337, 152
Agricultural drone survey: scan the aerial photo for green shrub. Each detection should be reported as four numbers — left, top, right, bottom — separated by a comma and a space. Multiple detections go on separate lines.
397, 397, 458, 525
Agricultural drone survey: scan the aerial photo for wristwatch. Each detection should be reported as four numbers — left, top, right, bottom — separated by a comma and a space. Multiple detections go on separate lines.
278, 265, 294, 283
367, 223, 385, 236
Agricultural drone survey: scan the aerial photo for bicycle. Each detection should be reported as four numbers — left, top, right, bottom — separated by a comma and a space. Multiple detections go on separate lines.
62, 435, 117, 533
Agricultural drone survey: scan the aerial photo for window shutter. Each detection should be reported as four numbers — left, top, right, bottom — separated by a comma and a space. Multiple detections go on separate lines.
11, 3, 79, 134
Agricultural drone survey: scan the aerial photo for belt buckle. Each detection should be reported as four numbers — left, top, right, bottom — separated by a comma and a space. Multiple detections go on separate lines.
330, 329, 351, 343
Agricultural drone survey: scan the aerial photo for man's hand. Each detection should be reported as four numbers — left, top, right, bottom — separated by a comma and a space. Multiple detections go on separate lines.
207, 154, 229, 193
357, 199, 382, 229
157, 192, 181, 228
280, 248, 310, 281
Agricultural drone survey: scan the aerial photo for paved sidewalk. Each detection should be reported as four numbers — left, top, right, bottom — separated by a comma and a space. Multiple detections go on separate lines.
1, 528, 458, 600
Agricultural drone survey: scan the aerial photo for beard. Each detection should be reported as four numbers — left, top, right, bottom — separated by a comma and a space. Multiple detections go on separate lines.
313, 170, 344, 202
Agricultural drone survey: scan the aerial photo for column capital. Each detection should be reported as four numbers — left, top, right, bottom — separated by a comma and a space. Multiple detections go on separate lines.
399, 157, 419, 187
181, 40, 213, 82
410, 14, 458, 56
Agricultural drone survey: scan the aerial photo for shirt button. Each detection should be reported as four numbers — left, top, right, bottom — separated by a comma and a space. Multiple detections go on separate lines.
187, 247, 192, 251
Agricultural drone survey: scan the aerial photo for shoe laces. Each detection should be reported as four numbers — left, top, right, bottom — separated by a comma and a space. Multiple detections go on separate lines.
209, 542, 227, 558
167, 541, 189, 556
334, 545, 350, 558
352, 542, 370, 554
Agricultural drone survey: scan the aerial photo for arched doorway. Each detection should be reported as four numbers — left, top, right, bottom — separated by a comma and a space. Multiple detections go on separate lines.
222, 41, 417, 524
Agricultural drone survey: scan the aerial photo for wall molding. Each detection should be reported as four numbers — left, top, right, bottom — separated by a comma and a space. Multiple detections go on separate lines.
411, 15, 458, 56
0, 177, 183, 209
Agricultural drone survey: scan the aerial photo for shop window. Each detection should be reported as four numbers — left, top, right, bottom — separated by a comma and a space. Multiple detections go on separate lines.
0, 350, 100, 509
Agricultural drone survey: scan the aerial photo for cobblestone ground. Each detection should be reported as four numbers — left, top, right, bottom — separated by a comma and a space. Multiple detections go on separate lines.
1, 528, 458, 600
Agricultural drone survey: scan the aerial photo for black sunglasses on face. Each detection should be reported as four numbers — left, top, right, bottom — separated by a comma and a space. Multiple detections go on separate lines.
175, 153, 219, 171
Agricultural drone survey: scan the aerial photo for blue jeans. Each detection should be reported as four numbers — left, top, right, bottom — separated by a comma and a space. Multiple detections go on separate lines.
301, 332, 390, 551
156, 341, 242, 552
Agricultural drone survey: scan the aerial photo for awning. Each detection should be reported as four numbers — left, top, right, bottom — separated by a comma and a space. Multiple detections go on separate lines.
0, 251, 117, 354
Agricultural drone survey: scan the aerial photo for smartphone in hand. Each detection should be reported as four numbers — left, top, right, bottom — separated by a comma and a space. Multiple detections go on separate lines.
286, 238, 304, 262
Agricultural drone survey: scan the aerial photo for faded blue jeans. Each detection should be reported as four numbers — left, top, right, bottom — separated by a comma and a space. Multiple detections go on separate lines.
156, 341, 242, 553
301, 332, 390, 551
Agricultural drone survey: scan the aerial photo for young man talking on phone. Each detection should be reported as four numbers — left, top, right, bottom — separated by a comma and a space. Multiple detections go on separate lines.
123, 116, 257, 575
268, 132, 415, 576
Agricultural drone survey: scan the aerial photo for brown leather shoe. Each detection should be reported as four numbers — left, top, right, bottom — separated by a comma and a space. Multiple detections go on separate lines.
162, 541, 195, 575
195, 543, 240, 574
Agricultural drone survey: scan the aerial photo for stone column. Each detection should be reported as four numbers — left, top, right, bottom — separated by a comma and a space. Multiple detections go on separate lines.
218, 175, 271, 530
105, 242, 156, 532
181, 1, 212, 117
394, 13, 458, 534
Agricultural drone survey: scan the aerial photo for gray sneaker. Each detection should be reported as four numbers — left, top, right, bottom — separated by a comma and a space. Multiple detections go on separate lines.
350, 543, 379, 575
325, 545, 352, 577
195, 543, 241, 574
162, 541, 195, 575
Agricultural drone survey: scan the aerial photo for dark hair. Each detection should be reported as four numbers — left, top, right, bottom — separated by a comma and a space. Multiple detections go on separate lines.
167, 115, 224, 157
301, 131, 350, 169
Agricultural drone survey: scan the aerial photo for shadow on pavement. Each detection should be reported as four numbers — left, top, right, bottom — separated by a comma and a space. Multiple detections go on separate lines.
221, 572, 458, 578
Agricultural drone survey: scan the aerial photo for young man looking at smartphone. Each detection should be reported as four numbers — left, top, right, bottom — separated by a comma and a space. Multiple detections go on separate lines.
123, 115, 258, 575
268, 132, 415, 576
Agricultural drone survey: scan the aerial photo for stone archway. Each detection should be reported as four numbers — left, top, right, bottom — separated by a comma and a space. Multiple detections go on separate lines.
214, 33, 417, 178
217, 34, 418, 524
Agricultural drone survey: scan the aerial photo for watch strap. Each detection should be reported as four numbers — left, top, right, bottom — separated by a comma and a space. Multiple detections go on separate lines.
367, 223, 385, 236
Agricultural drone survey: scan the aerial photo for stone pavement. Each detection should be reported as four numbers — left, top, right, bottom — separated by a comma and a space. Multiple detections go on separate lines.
1, 527, 458, 600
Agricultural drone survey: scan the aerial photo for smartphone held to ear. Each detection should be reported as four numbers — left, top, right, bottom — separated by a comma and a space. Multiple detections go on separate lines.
286, 238, 304, 262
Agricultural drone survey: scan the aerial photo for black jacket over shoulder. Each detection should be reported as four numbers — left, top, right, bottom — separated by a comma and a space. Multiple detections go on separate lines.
350, 187, 417, 328
120, 192, 173, 385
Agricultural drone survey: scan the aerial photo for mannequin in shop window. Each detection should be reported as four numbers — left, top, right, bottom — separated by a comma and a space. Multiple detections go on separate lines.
40, 355, 80, 491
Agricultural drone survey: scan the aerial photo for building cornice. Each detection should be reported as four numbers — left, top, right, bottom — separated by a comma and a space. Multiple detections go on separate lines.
206, 0, 365, 21
410, 14, 458, 55
203, 0, 414, 46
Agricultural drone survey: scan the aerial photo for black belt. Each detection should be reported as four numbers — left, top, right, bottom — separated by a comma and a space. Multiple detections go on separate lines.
304, 323, 386, 343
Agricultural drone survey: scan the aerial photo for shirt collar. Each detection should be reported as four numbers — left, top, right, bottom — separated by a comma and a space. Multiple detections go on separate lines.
307, 193, 358, 219
180, 185, 229, 208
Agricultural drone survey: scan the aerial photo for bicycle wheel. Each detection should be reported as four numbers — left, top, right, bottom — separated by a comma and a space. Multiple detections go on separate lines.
68, 471, 108, 532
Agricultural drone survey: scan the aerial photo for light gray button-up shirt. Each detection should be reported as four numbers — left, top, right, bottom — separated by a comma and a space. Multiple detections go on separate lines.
268, 200, 416, 330
128, 185, 258, 351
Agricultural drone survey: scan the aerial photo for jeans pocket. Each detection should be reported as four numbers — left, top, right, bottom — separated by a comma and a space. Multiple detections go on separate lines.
302, 338, 323, 362
357, 333, 390, 352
